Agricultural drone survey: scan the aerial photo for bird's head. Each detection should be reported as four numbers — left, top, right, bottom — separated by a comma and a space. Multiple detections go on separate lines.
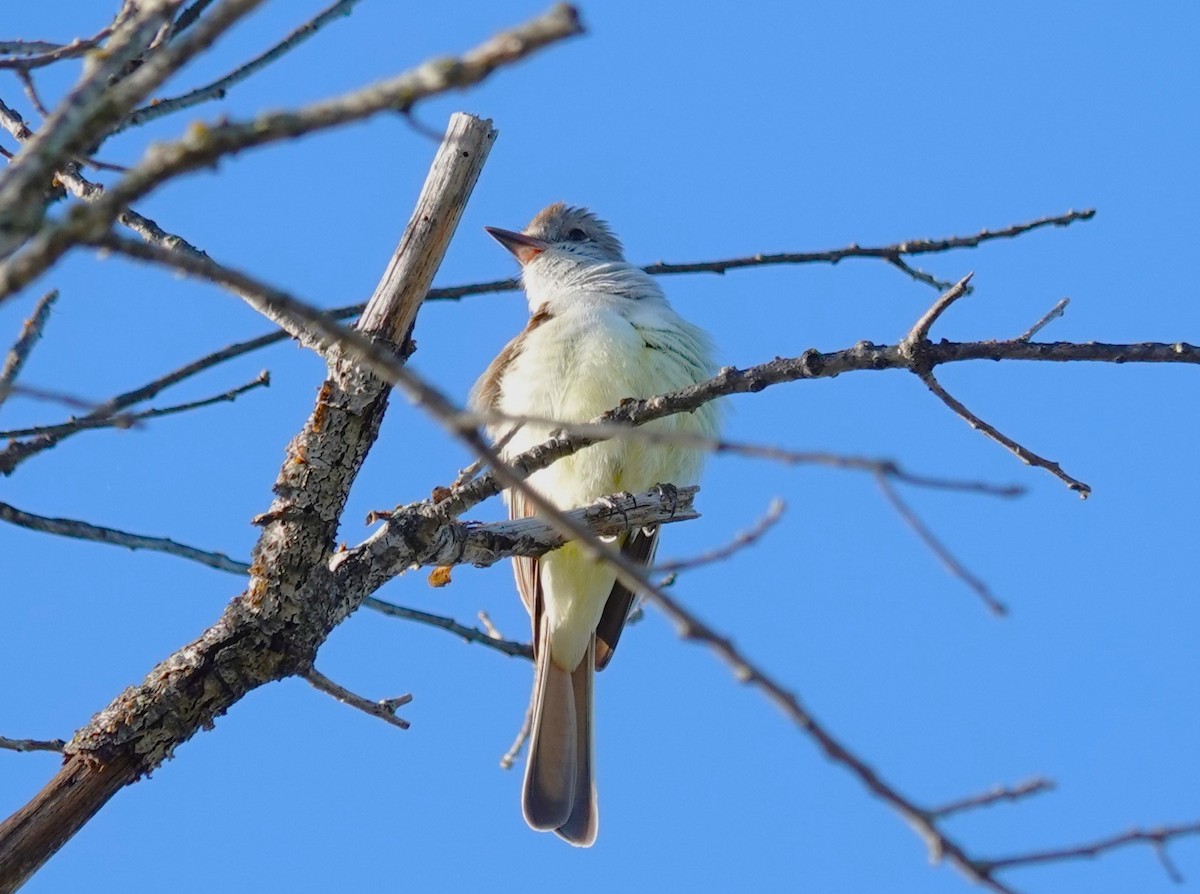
485, 202, 625, 267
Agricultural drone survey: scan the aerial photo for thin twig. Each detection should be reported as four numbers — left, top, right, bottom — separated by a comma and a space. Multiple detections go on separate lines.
875, 474, 1007, 615
636, 576, 1019, 893
303, 668, 411, 731
0, 42, 67, 58
0, 500, 250, 574
902, 273, 975, 350
120, 0, 366, 132
362, 597, 533, 660
0, 29, 114, 70
0, 370, 269, 439
0, 288, 58, 410
168, 0, 219, 39
1018, 298, 1070, 342
917, 369, 1091, 498
983, 821, 1200, 877
928, 777, 1055, 820
96, 233, 1198, 511
3, 383, 98, 411
0, 4, 585, 303
7, 209, 1095, 396
642, 211, 1095, 278
887, 255, 956, 292
14, 69, 50, 118
0, 736, 66, 754
477, 611, 504, 640
655, 499, 785, 574
894, 274, 1092, 498
499, 699, 534, 770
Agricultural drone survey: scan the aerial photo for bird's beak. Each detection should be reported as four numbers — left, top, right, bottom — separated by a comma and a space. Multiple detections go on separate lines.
485, 227, 548, 265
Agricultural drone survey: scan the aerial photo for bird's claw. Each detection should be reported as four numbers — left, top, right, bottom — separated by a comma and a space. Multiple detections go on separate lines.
653, 482, 680, 517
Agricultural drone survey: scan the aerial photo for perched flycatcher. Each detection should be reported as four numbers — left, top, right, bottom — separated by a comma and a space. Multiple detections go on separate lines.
470, 203, 719, 846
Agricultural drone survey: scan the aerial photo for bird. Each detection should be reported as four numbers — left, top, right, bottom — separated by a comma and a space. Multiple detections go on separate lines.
469, 203, 719, 846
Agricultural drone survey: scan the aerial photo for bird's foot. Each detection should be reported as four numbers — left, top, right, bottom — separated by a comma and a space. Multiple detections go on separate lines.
652, 482, 680, 517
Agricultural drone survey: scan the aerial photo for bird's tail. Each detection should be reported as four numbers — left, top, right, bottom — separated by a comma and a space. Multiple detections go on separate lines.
522, 628, 598, 847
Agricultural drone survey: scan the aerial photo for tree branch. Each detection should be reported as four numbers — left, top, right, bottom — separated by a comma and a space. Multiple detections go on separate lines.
363, 597, 533, 660
928, 777, 1055, 820
303, 668, 411, 731
0, 0, 265, 260
0, 3, 583, 302
0, 370, 269, 440
0, 288, 57, 410
0, 737, 65, 755
118, 0, 367, 132
0, 499, 250, 574
875, 473, 1006, 615
0, 110, 494, 891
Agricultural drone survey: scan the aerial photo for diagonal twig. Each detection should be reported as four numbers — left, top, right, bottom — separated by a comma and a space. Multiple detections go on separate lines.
303, 668, 411, 731
876, 473, 1007, 615
0, 736, 66, 754
0, 3, 585, 304
982, 821, 1200, 881
119, 0, 367, 132
499, 698, 534, 770
1018, 297, 1070, 342
916, 369, 1091, 497
928, 777, 1055, 820
887, 255, 957, 292
0, 499, 251, 574
0, 29, 115, 71
0, 288, 57, 410
0, 370, 269, 439
364, 597, 533, 660
654, 498, 786, 575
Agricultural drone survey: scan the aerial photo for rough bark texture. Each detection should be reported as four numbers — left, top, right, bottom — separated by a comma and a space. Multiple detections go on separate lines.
0, 113, 496, 893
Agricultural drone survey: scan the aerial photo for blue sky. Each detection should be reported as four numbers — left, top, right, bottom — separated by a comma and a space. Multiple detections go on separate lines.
2, 2, 1199, 892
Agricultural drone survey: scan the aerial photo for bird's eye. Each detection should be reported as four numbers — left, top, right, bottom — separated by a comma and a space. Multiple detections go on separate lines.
566, 227, 587, 242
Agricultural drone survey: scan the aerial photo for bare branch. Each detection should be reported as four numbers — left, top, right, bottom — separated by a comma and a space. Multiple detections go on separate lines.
14, 70, 49, 119
876, 474, 1007, 615
655, 498, 786, 575
477, 611, 505, 640
0, 288, 57, 410
468, 412, 1027, 498
1018, 297, 1070, 342
0, 737, 65, 754
303, 668, 411, 731
0, 42, 69, 58
928, 777, 1055, 820
901, 273, 974, 350
642, 209, 1095, 278
887, 254, 957, 291
637, 577, 1019, 892
0, 29, 115, 71
0, 112, 498, 888
363, 598, 533, 661
0, 0, 266, 260
983, 821, 1200, 880
32, 207, 1096, 392
0, 370, 269, 440
499, 700, 534, 770
0, 499, 250, 575
168, 0, 219, 38
120, 0, 367, 132
0, 3, 584, 302
917, 368, 1091, 497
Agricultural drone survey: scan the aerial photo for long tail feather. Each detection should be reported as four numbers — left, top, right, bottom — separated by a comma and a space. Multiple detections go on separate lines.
523, 618, 576, 831
555, 636, 598, 846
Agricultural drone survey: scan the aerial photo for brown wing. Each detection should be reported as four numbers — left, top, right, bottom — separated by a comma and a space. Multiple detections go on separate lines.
594, 526, 659, 670
508, 489, 544, 656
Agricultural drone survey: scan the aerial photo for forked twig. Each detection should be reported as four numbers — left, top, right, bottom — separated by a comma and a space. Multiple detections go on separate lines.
303, 668, 411, 731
